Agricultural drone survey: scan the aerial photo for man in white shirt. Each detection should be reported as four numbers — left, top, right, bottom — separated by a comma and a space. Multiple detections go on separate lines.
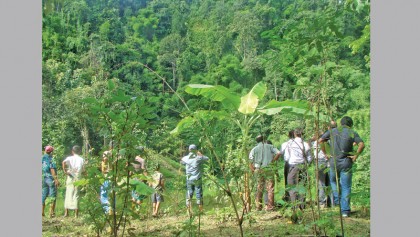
62, 145, 85, 217
280, 130, 294, 202
282, 128, 312, 210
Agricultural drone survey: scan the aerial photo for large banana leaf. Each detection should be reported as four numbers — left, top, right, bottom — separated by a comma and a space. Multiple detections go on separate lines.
257, 100, 310, 115
249, 81, 267, 99
258, 100, 328, 121
185, 84, 241, 110
170, 116, 195, 135
170, 110, 230, 135
238, 81, 267, 114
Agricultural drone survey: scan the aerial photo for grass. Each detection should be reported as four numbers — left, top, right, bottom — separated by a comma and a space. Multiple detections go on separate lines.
43, 154, 370, 236
44, 182, 370, 237
43, 204, 370, 236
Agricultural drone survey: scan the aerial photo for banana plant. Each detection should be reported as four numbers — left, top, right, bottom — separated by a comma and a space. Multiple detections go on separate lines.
172, 81, 324, 234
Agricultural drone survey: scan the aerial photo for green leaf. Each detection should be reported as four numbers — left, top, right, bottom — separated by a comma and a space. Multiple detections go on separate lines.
170, 110, 230, 134
73, 179, 89, 187
249, 81, 267, 100
114, 95, 131, 103
258, 100, 329, 122
238, 91, 259, 114
237, 81, 267, 114
185, 84, 241, 110
108, 80, 115, 90
170, 116, 195, 135
82, 97, 97, 104
257, 100, 309, 115
119, 148, 126, 156
134, 181, 155, 195
148, 96, 160, 103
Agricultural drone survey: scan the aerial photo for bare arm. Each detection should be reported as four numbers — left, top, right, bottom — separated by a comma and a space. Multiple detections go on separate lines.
62, 160, 68, 175
249, 163, 255, 172
51, 168, 59, 187
161, 178, 165, 191
197, 151, 209, 161
349, 142, 365, 162
273, 152, 281, 162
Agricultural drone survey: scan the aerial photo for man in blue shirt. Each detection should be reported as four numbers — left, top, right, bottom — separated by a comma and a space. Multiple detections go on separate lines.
42, 146, 60, 217
180, 144, 209, 214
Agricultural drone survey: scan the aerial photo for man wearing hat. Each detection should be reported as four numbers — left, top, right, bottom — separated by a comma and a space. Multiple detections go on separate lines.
180, 144, 209, 214
42, 145, 59, 217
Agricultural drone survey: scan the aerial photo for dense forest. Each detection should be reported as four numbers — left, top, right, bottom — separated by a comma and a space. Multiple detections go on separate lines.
42, 0, 370, 236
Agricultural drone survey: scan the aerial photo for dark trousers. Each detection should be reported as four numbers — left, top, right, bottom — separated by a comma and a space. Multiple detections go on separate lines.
287, 164, 307, 209
283, 162, 290, 201
317, 163, 332, 206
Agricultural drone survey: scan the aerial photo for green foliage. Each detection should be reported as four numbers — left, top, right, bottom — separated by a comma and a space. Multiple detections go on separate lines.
75, 79, 157, 236
185, 84, 241, 110
43, 0, 370, 236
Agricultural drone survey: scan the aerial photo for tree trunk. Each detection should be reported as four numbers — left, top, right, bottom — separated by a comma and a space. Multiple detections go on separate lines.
81, 122, 89, 157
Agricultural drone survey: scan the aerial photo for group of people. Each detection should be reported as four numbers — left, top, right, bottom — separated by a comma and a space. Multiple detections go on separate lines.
98, 142, 166, 217
42, 115, 364, 221
175, 116, 365, 219
41, 143, 165, 218
42, 145, 85, 218
249, 116, 365, 218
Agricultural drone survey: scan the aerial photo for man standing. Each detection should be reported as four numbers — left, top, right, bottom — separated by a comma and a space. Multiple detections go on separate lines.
42, 146, 59, 217
100, 141, 113, 214
62, 145, 85, 217
131, 146, 147, 207
150, 163, 165, 217
318, 116, 365, 218
280, 130, 295, 202
283, 129, 312, 210
249, 135, 281, 211
180, 144, 209, 214
311, 131, 331, 208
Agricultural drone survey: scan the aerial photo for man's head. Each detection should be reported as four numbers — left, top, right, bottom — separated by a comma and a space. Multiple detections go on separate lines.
72, 145, 81, 155
288, 130, 295, 139
256, 135, 265, 143
340, 116, 353, 127
136, 145, 145, 155
294, 128, 303, 138
109, 140, 115, 149
45, 146, 54, 154
330, 120, 337, 129
189, 144, 197, 152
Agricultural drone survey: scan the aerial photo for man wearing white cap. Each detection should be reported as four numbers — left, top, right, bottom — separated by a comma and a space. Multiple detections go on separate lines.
180, 144, 209, 213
